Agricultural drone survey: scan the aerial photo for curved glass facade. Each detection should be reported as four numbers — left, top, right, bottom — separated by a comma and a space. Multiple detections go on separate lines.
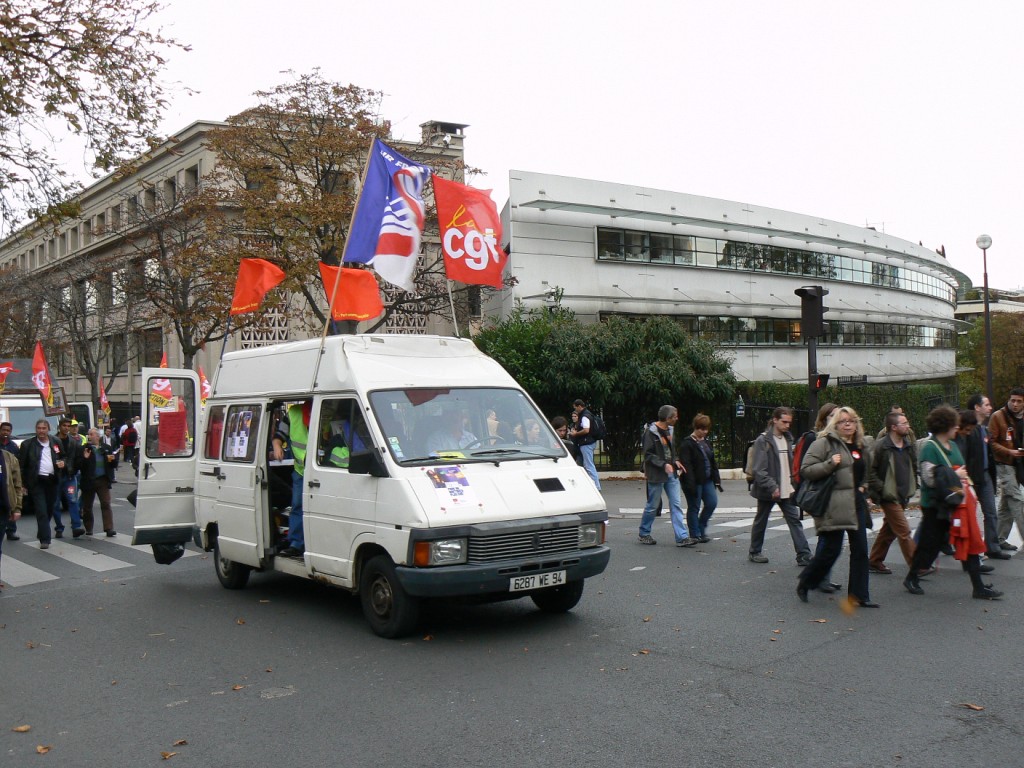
596, 227, 956, 304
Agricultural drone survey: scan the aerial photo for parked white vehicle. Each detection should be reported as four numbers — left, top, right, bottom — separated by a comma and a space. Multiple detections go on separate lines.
0, 395, 95, 446
133, 335, 610, 637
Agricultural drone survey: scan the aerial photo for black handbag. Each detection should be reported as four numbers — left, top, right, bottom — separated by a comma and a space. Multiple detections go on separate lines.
795, 471, 836, 518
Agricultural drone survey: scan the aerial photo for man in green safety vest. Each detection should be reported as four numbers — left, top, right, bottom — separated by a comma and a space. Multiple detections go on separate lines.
272, 400, 312, 557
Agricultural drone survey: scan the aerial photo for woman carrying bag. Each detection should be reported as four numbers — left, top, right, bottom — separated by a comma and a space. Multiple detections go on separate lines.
796, 407, 877, 607
904, 405, 1002, 600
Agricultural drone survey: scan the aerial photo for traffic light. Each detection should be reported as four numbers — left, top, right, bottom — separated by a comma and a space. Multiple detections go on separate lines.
795, 285, 829, 338
814, 374, 830, 391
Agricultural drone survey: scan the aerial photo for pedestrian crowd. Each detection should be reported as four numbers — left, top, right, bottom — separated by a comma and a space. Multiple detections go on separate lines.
0, 415, 142, 586
630, 390, 1023, 608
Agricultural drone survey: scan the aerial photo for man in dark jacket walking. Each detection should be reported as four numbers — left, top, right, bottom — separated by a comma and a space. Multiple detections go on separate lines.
637, 405, 695, 547
959, 396, 1008, 559
18, 419, 65, 549
748, 407, 812, 565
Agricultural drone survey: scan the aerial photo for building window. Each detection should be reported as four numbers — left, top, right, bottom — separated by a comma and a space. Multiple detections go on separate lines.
594, 226, 957, 304
139, 327, 163, 367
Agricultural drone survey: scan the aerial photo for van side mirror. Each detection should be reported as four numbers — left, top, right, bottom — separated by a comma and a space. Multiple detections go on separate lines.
349, 450, 389, 477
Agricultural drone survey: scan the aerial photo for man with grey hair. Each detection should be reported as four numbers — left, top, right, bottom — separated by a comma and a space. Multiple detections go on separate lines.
638, 405, 696, 547
79, 427, 117, 536
748, 406, 812, 566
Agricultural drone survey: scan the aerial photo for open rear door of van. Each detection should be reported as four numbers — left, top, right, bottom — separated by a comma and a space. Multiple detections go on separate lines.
132, 367, 200, 546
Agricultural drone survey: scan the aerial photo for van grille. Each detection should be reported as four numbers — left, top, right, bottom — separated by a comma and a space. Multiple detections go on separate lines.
468, 527, 580, 564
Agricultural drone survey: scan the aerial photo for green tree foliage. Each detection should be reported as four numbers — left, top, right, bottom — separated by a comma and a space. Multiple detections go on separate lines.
958, 312, 1024, 403
475, 305, 736, 467
0, 0, 186, 229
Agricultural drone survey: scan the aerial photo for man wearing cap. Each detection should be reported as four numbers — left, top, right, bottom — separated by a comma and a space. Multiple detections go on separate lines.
53, 417, 85, 538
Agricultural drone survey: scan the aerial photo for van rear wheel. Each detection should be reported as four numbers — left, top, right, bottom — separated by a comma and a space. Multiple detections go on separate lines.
530, 580, 585, 613
214, 538, 251, 589
360, 555, 419, 638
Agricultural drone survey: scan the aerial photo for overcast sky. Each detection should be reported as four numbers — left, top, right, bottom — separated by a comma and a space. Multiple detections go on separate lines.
144, 0, 1022, 289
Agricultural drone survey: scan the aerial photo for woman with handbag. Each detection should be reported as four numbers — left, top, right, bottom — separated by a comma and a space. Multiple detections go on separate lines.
796, 406, 877, 607
904, 405, 1001, 600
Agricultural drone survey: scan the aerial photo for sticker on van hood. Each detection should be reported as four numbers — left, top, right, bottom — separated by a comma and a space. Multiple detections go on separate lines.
425, 466, 478, 508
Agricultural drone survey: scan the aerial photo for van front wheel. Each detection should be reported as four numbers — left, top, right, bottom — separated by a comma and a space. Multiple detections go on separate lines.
360, 555, 419, 638
531, 580, 585, 613
214, 539, 251, 590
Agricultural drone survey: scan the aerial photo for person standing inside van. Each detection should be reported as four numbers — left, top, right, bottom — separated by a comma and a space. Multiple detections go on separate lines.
272, 400, 312, 557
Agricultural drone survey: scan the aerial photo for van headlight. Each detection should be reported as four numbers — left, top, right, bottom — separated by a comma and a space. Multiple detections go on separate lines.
414, 538, 468, 566
579, 522, 605, 548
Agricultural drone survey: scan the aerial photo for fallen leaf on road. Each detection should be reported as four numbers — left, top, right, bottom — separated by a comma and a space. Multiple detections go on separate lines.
809, 619, 827, 623
12, 724, 31, 732
26, 641, 35, 649
959, 703, 984, 711
236, 618, 246, 625
232, 685, 244, 691
36, 745, 51, 754
769, 637, 777, 641
772, 629, 782, 634
266, 668, 273, 672
172, 739, 188, 746
642, 616, 652, 622
160, 751, 178, 759
638, 649, 650, 655
423, 634, 433, 641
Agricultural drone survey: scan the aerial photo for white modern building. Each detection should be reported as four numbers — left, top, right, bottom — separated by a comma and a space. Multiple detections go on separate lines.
492, 171, 970, 387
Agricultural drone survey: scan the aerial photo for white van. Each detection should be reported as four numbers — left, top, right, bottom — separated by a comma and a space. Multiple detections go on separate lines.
0, 394, 95, 446
133, 335, 610, 637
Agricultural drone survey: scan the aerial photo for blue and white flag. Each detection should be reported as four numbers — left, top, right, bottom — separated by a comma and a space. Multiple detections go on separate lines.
343, 139, 431, 293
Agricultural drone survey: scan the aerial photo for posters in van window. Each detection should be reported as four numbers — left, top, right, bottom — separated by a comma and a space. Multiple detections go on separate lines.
225, 410, 253, 459
425, 466, 478, 508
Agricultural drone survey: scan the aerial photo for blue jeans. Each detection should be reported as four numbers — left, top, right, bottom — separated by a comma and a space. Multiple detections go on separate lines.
684, 481, 718, 539
288, 469, 305, 549
53, 474, 83, 532
639, 475, 689, 541
579, 442, 600, 490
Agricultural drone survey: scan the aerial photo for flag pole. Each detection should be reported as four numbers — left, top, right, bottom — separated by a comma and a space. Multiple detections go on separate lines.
219, 316, 233, 362
446, 278, 461, 338
312, 140, 376, 392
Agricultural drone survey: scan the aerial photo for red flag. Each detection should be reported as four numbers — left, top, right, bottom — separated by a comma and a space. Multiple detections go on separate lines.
99, 381, 111, 416
198, 366, 211, 406
31, 342, 53, 407
230, 258, 286, 316
318, 263, 384, 322
150, 351, 172, 407
433, 176, 507, 289
0, 361, 20, 395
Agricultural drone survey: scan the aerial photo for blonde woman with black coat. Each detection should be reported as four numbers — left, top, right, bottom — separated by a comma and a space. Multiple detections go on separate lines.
796, 407, 877, 607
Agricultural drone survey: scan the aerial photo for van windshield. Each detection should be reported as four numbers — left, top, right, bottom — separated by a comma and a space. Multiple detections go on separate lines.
0, 403, 60, 441
368, 388, 567, 465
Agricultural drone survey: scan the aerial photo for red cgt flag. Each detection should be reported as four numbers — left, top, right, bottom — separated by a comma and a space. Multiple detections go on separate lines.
318, 263, 384, 322
230, 258, 286, 316
31, 341, 53, 407
99, 381, 111, 416
433, 176, 507, 289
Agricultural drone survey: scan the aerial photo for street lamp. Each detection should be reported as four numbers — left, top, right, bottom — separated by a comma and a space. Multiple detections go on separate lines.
976, 234, 993, 401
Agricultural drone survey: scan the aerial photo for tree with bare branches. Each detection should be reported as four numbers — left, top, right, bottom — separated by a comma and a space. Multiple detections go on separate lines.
0, 0, 187, 231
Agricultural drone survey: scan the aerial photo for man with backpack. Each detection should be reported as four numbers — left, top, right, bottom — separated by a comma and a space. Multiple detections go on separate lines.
120, 419, 139, 467
570, 399, 602, 491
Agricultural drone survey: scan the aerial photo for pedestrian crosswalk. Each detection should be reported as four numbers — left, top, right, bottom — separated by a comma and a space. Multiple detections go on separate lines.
1, 534, 200, 589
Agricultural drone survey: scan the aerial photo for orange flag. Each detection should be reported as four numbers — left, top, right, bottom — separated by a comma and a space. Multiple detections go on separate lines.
318, 263, 384, 321
31, 342, 53, 407
230, 258, 286, 316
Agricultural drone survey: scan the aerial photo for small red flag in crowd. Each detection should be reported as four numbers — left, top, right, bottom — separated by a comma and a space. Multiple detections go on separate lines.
230, 258, 286, 316
318, 263, 384, 322
0, 360, 20, 394
198, 366, 211, 406
432, 176, 507, 289
99, 381, 111, 416
31, 342, 53, 407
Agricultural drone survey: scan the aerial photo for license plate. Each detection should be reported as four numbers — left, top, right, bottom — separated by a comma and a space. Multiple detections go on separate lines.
510, 570, 566, 592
